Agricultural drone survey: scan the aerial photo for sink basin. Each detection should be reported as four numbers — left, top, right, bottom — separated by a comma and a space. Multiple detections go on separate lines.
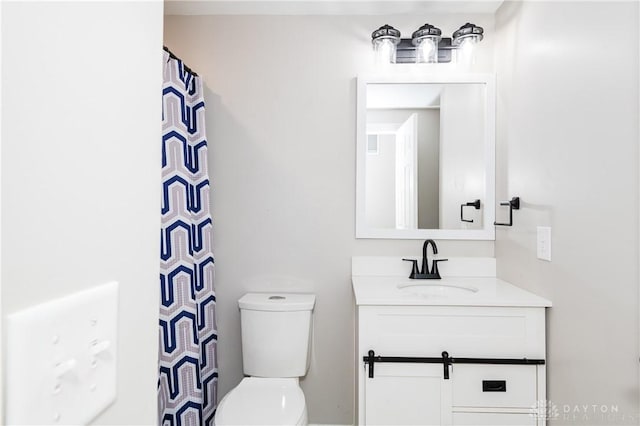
397, 282, 479, 297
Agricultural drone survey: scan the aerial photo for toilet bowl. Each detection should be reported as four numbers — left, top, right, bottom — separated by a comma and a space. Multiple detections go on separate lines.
213, 293, 315, 426
215, 377, 307, 426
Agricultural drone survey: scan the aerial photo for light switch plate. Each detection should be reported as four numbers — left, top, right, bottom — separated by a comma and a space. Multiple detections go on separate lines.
6, 282, 118, 425
537, 226, 552, 261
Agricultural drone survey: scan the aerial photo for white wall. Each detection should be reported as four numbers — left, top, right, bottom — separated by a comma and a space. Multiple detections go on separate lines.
2, 2, 163, 424
0, 1, 3, 420
367, 109, 440, 229
164, 14, 495, 423
416, 110, 441, 229
365, 133, 396, 228
495, 1, 639, 423
439, 84, 485, 229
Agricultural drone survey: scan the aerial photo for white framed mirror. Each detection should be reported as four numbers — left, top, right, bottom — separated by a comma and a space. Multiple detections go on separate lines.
356, 74, 495, 240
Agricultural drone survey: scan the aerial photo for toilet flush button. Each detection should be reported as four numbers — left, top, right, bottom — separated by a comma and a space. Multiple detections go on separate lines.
269, 296, 286, 300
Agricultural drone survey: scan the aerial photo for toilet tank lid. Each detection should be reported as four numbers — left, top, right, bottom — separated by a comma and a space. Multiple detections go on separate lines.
239, 293, 316, 312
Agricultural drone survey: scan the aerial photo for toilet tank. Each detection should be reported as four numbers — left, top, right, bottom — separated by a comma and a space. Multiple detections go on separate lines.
238, 293, 316, 378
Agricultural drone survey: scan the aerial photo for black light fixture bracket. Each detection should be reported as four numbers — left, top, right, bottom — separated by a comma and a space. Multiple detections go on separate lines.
395, 37, 454, 63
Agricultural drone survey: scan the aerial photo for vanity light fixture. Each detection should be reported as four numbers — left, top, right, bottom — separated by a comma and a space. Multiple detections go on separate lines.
452, 22, 484, 47
371, 22, 484, 64
411, 24, 442, 64
452, 22, 484, 65
371, 24, 401, 64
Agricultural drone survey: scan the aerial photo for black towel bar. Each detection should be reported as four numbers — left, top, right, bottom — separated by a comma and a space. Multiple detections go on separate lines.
460, 199, 481, 223
494, 196, 520, 226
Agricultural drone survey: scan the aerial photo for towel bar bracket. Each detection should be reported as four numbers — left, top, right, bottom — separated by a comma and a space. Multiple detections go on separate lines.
494, 196, 520, 227
460, 199, 481, 223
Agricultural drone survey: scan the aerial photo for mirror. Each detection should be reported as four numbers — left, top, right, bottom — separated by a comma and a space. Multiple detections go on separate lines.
356, 74, 495, 240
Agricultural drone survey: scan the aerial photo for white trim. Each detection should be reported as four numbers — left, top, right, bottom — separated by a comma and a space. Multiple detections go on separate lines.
1, 0, 4, 419
355, 73, 496, 240
367, 105, 441, 110
309, 424, 352, 426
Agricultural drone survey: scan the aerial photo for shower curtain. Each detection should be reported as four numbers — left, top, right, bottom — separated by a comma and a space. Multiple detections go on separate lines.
159, 49, 218, 426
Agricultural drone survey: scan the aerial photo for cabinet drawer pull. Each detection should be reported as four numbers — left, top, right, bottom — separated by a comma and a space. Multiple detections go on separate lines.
482, 380, 507, 392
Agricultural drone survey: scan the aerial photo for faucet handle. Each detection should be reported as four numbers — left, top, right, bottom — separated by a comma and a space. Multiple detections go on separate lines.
402, 259, 419, 279
431, 259, 448, 278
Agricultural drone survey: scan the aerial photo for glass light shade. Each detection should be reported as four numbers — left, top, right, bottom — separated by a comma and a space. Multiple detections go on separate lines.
416, 37, 438, 63
373, 38, 397, 64
456, 35, 481, 65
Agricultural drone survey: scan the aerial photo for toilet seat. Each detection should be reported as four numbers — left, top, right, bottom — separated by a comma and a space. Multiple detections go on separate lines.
214, 377, 307, 425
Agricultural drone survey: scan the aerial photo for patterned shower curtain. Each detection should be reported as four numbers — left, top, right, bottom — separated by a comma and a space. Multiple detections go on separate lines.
159, 49, 218, 426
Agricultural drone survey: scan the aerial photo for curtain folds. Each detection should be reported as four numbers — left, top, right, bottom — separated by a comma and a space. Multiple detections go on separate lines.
159, 50, 218, 426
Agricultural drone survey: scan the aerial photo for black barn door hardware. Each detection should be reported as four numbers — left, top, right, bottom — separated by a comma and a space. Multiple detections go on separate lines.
364, 349, 544, 379
494, 196, 520, 226
460, 199, 481, 223
442, 351, 451, 379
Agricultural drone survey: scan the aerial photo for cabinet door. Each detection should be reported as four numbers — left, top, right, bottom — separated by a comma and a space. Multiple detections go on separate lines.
365, 363, 451, 425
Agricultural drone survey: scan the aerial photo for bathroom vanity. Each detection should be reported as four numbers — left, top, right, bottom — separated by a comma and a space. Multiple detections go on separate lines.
352, 257, 552, 425
353, 74, 551, 425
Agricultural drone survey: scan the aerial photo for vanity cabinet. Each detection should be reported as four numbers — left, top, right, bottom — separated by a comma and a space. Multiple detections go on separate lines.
356, 305, 547, 426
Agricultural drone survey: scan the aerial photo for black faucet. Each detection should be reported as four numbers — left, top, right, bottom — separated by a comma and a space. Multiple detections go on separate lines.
402, 239, 448, 279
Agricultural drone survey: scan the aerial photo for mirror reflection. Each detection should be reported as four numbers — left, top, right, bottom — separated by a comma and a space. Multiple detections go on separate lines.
364, 82, 486, 231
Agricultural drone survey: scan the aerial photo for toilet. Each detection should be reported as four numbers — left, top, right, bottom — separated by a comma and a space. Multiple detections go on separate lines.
214, 292, 316, 425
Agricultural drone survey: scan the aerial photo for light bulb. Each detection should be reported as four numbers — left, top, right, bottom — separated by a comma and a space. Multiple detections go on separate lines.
374, 38, 397, 65
411, 23, 441, 64
416, 38, 437, 63
457, 36, 478, 66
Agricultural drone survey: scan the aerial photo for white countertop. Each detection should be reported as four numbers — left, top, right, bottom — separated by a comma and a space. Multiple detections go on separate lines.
352, 276, 552, 308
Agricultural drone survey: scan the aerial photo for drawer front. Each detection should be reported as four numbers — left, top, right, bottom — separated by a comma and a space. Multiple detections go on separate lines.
452, 365, 537, 409
359, 306, 546, 358
453, 412, 537, 425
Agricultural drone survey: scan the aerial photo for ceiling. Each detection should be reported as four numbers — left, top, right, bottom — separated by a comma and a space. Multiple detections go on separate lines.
164, 0, 505, 16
